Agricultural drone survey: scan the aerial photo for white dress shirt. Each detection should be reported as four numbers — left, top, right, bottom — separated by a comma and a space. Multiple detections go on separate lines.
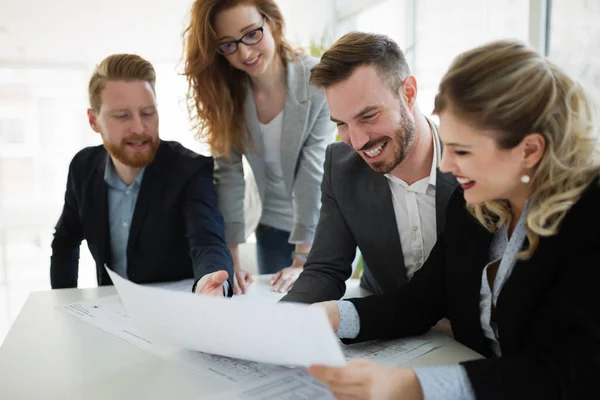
384, 123, 439, 280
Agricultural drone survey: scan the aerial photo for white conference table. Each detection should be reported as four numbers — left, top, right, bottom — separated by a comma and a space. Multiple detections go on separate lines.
0, 275, 482, 400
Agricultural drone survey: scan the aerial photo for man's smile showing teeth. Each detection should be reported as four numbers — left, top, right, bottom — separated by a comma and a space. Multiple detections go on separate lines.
364, 142, 385, 158
456, 177, 474, 184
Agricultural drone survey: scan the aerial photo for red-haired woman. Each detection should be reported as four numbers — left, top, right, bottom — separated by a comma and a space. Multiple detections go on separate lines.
183, 0, 336, 294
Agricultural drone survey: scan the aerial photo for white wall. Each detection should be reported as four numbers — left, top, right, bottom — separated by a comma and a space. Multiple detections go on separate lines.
335, 0, 386, 20
0, 0, 188, 64
0, 0, 335, 65
0, 0, 336, 155
279, 0, 335, 49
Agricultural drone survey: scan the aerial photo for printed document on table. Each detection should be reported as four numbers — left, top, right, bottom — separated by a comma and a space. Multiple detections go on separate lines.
202, 368, 335, 400
59, 294, 294, 383
59, 295, 441, 385
342, 337, 441, 367
105, 268, 345, 367
201, 340, 443, 399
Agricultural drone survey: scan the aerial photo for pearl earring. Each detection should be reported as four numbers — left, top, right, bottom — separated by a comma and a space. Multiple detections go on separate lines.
520, 175, 530, 184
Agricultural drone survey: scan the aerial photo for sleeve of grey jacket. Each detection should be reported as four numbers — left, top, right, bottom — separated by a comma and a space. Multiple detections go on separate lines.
281, 144, 357, 303
289, 99, 337, 244
213, 150, 246, 245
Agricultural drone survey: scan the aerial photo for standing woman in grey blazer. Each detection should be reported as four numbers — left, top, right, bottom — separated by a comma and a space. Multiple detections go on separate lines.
183, 0, 336, 294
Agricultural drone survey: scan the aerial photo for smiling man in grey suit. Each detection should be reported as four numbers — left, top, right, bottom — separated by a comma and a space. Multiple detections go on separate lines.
281, 32, 458, 303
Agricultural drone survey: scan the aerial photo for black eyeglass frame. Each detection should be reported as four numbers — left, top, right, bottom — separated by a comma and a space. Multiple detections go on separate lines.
216, 17, 267, 56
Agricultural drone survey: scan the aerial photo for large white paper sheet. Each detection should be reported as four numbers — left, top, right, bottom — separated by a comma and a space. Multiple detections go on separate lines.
60, 294, 443, 386
106, 268, 346, 367
59, 295, 292, 383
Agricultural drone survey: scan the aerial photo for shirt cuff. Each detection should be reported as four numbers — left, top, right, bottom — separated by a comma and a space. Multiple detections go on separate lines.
335, 300, 360, 339
223, 280, 230, 297
413, 365, 476, 400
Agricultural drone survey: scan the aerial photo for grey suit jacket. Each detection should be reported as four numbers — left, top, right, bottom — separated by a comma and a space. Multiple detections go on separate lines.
281, 141, 459, 303
214, 55, 336, 245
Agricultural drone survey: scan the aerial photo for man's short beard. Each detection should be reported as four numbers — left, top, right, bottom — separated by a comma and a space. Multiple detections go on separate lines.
369, 105, 415, 174
103, 135, 159, 168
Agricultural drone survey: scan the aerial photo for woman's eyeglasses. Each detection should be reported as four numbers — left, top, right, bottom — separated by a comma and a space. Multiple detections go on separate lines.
217, 17, 266, 56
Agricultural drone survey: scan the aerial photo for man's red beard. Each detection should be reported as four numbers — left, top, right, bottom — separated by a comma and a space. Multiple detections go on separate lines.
103, 134, 160, 168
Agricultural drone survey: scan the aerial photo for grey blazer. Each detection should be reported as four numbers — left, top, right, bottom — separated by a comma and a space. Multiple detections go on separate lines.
214, 55, 336, 245
281, 141, 459, 303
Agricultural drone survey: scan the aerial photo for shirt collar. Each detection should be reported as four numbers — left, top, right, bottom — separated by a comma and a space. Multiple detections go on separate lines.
104, 155, 145, 190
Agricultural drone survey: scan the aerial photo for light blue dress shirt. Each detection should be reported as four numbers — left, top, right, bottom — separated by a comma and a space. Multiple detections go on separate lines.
335, 203, 530, 400
104, 157, 144, 279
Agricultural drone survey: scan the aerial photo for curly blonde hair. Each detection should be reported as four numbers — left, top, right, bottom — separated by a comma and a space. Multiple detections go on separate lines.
434, 40, 600, 259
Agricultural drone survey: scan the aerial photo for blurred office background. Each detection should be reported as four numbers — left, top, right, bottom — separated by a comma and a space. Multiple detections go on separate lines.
0, 0, 598, 344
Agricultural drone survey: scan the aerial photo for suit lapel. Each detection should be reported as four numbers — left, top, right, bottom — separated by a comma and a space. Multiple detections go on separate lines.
243, 86, 263, 152
435, 171, 458, 234
91, 154, 109, 273
459, 216, 494, 356
243, 86, 266, 196
429, 120, 458, 235
281, 58, 310, 196
362, 169, 407, 287
127, 142, 166, 253
495, 233, 561, 354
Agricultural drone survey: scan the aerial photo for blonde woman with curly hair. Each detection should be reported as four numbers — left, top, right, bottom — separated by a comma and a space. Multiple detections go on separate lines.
183, 0, 336, 294
310, 40, 600, 399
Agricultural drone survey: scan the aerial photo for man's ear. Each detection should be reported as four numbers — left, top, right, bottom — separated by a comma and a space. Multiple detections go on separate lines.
87, 108, 101, 133
401, 76, 418, 110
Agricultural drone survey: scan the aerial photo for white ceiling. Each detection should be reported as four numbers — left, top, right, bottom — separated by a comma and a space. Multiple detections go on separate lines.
0, 0, 335, 65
